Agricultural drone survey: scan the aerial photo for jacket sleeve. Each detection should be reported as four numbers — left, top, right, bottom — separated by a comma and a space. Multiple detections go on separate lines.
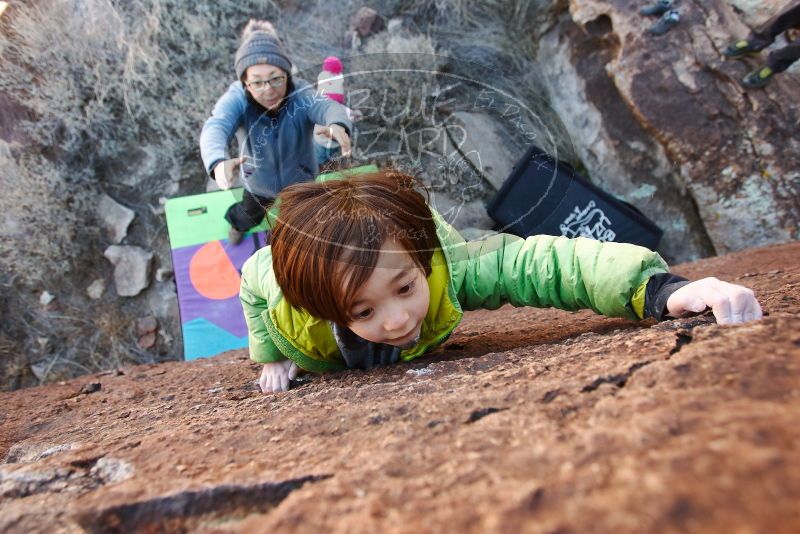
305, 91, 352, 134
200, 82, 247, 176
452, 232, 669, 321
239, 251, 288, 364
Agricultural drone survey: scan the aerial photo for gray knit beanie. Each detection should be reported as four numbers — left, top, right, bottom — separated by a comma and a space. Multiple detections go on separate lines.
234, 32, 292, 80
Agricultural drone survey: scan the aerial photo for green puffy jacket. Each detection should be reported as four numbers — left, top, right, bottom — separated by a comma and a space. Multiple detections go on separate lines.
239, 209, 669, 372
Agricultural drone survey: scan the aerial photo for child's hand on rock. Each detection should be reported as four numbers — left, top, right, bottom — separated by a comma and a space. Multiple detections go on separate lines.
666, 277, 762, 324
259, 360, 299, 393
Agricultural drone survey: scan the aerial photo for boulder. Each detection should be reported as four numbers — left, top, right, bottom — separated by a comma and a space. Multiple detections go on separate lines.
146, 282, 180, 353
155, 267, 173, 283
387, 17, 404, 35
103, 245, 152, 297
350, 6, 385, 38
345, 6, 386, 48
38, 291, 54, 306
728, 0, 790, 27
136, 332, 157, 350
107, 144, 176, 188
534, 1, 799, 261
428, 193, 494, 233
158, 330, 174, 346
135, 316, 158, 337
444, 111, 516, 191
97, 194, 135, 244
86, 279, 105, 300
146, 282, 179, 321
2, 442, 77, 464
148, 197, 170, 217
29, 361, 49, 382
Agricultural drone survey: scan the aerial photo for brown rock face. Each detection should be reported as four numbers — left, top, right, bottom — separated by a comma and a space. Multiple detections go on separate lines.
1, 241, 799, 532
537, 1, 800, 261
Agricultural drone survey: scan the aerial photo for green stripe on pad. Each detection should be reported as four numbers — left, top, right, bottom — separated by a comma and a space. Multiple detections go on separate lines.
165, 188, 268, 250
165, 165, 379, 250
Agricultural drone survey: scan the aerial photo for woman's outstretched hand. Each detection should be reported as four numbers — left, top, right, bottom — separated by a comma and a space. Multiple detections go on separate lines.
213, 156, 245, 190
666, 277, 762, 324
323, 124, 352, 157
259, 360, 299, 393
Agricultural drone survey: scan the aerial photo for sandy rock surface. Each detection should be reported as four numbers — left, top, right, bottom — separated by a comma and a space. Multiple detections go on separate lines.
1, 241, 799, 533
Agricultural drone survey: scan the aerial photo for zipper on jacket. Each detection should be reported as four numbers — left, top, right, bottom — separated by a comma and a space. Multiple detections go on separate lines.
274, 113, 282, 191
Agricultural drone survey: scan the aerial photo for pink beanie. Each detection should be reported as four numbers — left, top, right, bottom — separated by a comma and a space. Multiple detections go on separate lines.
317, 56, 345, 104
322, 56, 343, 75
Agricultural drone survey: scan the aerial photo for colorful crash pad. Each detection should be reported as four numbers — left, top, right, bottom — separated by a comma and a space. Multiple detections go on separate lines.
165, 188, 268, 360
165, 165, 378, 360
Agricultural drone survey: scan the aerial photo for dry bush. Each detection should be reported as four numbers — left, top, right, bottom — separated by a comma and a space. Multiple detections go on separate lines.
0, 277, 144, 391
0, 152, 98, 284
0, 0, 280, 170
0, 0, 282, 389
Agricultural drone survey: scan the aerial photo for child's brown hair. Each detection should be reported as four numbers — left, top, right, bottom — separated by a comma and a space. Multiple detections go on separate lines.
271, 169, 439, 326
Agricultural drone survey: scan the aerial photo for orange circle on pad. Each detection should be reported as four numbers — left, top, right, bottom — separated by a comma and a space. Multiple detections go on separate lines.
189, 241, 241, 300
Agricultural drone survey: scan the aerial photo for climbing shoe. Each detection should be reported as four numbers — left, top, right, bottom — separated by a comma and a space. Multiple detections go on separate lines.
723, 39, 763, 59
228, 227, 244, 246
640, 0, 674, 17
741, 66, 775, 89
647, 9, 681, 35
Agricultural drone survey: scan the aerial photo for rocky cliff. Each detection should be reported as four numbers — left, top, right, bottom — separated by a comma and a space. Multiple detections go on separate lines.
536, 0, 800, 261
1, 241, 798, 533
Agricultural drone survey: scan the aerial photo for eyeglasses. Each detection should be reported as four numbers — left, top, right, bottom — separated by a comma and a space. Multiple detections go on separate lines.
246, 75, 286, 92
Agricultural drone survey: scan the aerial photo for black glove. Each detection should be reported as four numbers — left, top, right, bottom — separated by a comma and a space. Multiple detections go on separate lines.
644, 273, 691, 321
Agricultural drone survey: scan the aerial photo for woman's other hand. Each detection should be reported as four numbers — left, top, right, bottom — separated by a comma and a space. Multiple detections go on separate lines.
213, 156, 245, 190
324, 124, 352, 157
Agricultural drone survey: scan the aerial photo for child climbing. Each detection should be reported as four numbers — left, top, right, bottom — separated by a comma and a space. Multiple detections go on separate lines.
199, 20, 353, 245
239, 169, 763, 393
723, 1, 800, 89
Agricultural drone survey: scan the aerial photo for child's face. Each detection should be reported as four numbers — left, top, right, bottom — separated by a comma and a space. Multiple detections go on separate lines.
345, 239, 430, 348
244, 63, 288, 111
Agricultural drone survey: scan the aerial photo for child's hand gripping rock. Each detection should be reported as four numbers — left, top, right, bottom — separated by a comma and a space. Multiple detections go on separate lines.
666, 277, 762, 324
259, 359, 299, 393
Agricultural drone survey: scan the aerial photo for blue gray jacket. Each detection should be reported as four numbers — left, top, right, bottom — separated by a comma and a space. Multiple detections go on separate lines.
200, 78, 352, 199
